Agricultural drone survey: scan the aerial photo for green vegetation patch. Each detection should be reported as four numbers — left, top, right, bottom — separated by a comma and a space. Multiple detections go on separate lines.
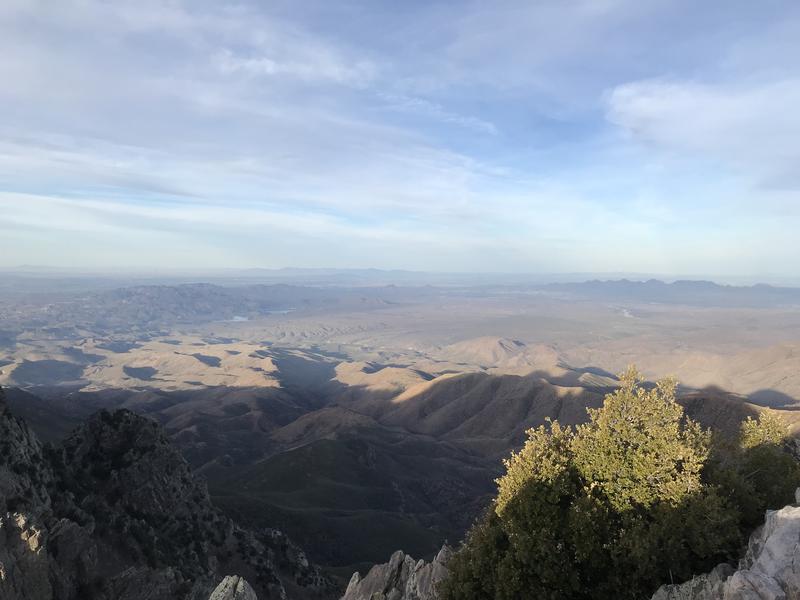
439, 367, 800, 600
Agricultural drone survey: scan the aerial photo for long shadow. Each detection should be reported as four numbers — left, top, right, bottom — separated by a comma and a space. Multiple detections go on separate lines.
7, 360, 795, 573
685, 384, 800, 411
677, 388, 762, 438
747, 388, 800, 409
267, 347, 348, 409
568, 365, 617, 378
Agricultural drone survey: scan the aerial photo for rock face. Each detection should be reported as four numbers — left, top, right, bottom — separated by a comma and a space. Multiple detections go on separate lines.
652, 499, 800, 600
341, 546, 452, 600
0, 387, 334, 600
208, 575, 259, 600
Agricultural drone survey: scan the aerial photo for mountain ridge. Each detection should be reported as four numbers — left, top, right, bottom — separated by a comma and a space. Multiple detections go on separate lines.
0, 387, 335, 600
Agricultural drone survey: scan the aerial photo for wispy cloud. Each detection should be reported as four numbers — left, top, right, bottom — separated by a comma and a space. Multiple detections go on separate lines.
213, 47, 375, 86
0, 0, 799, 274
606, 78, 800, 189
377, 93, 498, 135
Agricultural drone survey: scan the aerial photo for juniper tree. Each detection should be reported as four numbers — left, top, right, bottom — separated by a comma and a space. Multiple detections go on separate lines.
439, 368, 796, 600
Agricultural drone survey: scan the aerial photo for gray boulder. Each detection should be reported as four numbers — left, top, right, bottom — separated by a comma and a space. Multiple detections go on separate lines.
651, 564, 735, 600
208, 575, 259, 600
341, 545, 452, 600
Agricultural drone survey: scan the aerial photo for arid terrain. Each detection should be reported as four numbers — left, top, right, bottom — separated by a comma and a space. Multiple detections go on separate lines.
3, 270, 800, 574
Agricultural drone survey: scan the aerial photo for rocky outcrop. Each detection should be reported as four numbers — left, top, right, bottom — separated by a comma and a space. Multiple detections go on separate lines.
0, 389, 57, 600
0, 387, 334, 600
341, 546, 452, 600
652, 496, 800, 600
208, 575, 259, 600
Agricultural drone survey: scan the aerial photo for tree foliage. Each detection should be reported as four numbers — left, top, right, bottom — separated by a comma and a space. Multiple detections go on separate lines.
439, 368, 800, 600
707, 410, 800, 529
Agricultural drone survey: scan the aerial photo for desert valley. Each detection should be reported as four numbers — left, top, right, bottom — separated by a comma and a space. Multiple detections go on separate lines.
3, 1, 800, 598
4, 270, 800, 586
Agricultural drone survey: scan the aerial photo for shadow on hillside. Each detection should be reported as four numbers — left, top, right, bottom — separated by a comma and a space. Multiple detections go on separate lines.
569, 365, 617, 378
748, 388, 800, 409
678, 388, 761, 437
5, 362, 797, 572
363, 369, 776, 446
687, 384, 800, 410
268, 347, 348, 408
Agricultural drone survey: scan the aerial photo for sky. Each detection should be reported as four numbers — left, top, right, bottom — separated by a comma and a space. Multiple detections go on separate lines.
1, 0, 799, 276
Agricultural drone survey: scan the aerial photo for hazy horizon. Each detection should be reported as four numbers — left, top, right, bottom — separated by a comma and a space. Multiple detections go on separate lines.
2, 1, 799, 277
4, 264, 800, 289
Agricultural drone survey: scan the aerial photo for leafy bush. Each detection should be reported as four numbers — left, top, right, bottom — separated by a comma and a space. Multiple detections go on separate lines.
707, 411, 800, 529
439, 367, 800, 600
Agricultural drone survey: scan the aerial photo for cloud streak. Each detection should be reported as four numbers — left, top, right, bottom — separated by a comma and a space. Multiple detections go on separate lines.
607, 78, 800, 189
0, 0, 799, 275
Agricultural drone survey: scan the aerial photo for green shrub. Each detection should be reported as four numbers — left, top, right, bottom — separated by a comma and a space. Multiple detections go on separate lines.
439, 367, 800, 600
707, 411, 800, 529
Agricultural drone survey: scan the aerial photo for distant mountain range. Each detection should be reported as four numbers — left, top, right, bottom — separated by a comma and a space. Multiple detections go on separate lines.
542, 279, 800, 307
0, 283, 414, 333
3, 279, 800, 340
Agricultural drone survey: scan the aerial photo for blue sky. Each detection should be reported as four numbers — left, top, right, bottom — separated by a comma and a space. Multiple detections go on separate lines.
1, 0, 799, 276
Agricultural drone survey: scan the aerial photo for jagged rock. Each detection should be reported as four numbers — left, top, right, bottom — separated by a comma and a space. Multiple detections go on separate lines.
651, 564, 735, 600
652, 497, 800, 600
47, 518, 98, 599
0, 388, 334, 600
341, 545, 452, 600
0, 389, 55, 600
208, 575, 259, 600
0, 512, 53, 600
0, 390, 53, 514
